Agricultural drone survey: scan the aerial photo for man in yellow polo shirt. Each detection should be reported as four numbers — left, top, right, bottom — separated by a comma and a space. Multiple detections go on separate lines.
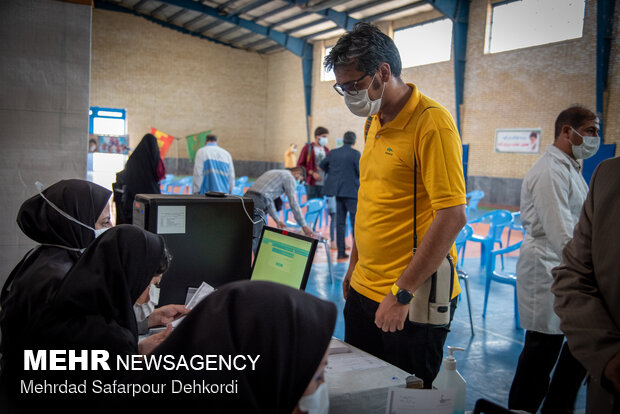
324, 23, 467, 388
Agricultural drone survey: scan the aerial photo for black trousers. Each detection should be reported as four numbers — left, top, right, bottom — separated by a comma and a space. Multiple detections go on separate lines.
344, 287, 456, 388
509, 330, 586, 413
336, 197, 357, 256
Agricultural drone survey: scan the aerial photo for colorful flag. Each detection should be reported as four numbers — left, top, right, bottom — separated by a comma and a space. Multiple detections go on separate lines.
186, 130, 211, 162
150, 127, 174, 159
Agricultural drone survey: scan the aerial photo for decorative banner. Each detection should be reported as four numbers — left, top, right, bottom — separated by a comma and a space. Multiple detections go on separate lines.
150, 127, 174, 159
186, 130, 211, 162
90, 134, 130, 154
495, 129, 541, 154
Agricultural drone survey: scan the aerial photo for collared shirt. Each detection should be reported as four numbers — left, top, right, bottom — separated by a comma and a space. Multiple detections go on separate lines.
249, 170, 306, 227
351, 83, 466, 303
192, 143, 235, 194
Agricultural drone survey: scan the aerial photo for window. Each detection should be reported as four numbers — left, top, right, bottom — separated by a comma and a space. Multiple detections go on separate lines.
89, 107, 126, 135
486, 0, 585, 54
88, 107, 128, 192
394, 19, 453, 68
321, 46, 336, 82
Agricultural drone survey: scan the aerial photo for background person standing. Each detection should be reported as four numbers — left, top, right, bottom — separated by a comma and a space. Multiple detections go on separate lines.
509, 105, 599, 413
297, 126, 330, 200
320, 131, 360, 259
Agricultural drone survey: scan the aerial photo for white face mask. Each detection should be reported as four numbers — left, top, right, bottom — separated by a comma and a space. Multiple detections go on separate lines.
318, 137, 328, 147
298, 382, 329, 414
93, 227, 110, 239
133, 284, 159, 321
35, 181, 107, 240
570, 127, 600, 159
344, 73, 385, 118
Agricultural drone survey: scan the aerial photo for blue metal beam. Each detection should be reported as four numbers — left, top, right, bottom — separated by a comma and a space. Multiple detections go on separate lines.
157, 0, 311, 57
279, 0, 359, 30
302, 43, 313, 143
424, 0, 458, 20
425, 0, 469, 134
314, 8, 359, 31
93, 0, 241, 50
597, 0, 615, 141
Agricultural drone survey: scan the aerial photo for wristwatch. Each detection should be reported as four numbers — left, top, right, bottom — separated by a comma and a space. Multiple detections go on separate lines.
391, 283, 414, 305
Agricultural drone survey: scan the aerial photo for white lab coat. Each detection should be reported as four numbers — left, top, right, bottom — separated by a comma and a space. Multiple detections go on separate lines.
516, 145, 588, 334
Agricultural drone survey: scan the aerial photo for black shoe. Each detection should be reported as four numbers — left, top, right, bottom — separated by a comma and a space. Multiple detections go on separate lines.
337, 253, 349, 259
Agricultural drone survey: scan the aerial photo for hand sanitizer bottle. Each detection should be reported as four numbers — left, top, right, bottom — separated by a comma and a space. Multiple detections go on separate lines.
432, 346, 466, 414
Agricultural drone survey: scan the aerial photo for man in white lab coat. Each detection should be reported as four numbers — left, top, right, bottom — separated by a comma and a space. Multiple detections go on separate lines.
509, 105, 600, 413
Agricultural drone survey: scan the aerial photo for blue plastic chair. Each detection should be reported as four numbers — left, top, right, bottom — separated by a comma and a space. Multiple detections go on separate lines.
455, 224, 475, 335
468, 210, 513, 269
235, 176, 248, 187
455, 223, 473, 268
285, 198, 333, 283
159, 174, 175, 194
482, 238, 523, 329
507, 211, 525, 245
466, 190, 485, 219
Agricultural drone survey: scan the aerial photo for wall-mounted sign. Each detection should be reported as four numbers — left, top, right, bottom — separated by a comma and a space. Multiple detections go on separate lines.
495, 129, 541, 154
89, 134, 130, 154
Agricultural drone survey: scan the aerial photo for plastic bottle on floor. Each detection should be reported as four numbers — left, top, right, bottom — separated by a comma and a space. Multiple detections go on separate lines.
433, 346, 466, 414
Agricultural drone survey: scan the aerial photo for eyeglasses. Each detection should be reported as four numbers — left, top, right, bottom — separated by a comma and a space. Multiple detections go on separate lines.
333, 73, 370, 96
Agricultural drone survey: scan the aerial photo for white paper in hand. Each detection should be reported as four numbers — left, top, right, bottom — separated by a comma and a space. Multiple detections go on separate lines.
171, 281, 215, 328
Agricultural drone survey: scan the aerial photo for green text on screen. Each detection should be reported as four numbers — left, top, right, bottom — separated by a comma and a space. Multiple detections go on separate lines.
252, 230, 311, 288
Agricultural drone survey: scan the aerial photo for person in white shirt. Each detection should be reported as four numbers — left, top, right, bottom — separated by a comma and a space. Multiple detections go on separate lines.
509, 105, 600, 414
192, 134, 235, 194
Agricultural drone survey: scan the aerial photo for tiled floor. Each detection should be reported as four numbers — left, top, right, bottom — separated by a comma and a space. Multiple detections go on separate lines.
300, 213, 587, 413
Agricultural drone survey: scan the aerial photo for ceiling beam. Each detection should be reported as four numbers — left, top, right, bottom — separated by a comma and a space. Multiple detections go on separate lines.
183, 14, 206, 28
280, 0, 359, 30
167, 8, 188, 22
286, 17, 327, 34
231, 0, 271, 17
345, 0, 385, 15
93, 0, 240, 49
245, 37, 271, 49
195, 19, 224, 33
365, 1, 427, 22
314, 8, 358, 30
215, 25, 240, 38
158, 0, 311, 57
133, 0, 150, 12
302, 25, 341, 40
150, 3, 168, 16
253, 4, 296, 22
258, 44, 283, 53
228, 31, 257, 43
